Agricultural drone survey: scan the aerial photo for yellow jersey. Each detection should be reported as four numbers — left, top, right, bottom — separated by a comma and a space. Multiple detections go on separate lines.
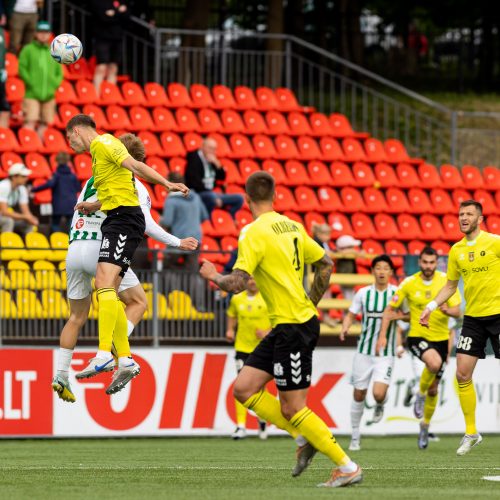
234, 211, 325, 327
391, 271, 461, 342
447, 231, 500, 317
227, 291, 271, 353
90, 134, 139, 212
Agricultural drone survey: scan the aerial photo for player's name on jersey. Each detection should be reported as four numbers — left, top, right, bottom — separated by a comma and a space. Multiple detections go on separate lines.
271, 220, 299, 235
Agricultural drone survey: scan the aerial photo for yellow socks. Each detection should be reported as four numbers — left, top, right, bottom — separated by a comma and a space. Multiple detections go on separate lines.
112, 299, 131, 357
419, 366, 436, 395
423, 393, 438, 425
458, 380, 477, 435
235, 399, 247, 427
243, 390, 298, 438
96, 288, 118, 352
290, 407, 349, 466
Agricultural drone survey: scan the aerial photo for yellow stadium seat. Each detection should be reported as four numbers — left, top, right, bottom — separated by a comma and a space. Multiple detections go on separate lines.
33, 260, 63, 290
0, 290, 17, 318
50, 232, 69, 261
0, 232, 26, 261
144, 290, 171, 319
0, 266, 11, 289
41, 290, 69, 318
24, 232, 51, 261
7, 260, 37, 289
58, 261, 66, 271
168, 290, 214, 320
16, 289, 44, 318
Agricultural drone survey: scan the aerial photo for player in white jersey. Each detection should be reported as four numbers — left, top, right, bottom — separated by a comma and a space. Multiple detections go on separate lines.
52, 134, 198, 401
340, 255, 407, 451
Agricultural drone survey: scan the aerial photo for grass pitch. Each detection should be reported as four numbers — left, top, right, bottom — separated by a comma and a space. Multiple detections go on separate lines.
1, 435, 499, 499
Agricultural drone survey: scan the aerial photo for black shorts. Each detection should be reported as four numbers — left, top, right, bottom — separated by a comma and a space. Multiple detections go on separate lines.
235, 351, 250, 373
0, 81, 10, 112
407, 336, 448, 379
245, 315, 320, 392
95, 39, 122, 65
456, 314, 500, 359
99, 206, 145, 276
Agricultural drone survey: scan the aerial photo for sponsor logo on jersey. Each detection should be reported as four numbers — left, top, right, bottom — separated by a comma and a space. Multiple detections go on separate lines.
76, 218, 85, 229
101, 237, 110, 249
480, 250, 486, 256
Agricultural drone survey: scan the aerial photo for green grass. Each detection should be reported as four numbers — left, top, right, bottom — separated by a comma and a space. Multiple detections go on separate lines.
1, 436, 499, 499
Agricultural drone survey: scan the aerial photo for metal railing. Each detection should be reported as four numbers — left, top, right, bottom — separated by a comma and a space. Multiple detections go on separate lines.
49, 2, 500, 166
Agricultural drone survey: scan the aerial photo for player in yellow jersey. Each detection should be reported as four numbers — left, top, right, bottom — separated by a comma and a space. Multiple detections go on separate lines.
376, 247, 461, 449
420, 200, 500, 455
65, 114, 189, 394
200, 171, 362, 488
226, 277, 271, 439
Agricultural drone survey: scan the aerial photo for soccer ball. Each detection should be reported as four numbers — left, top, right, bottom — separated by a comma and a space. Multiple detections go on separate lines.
50, 33, 83, 65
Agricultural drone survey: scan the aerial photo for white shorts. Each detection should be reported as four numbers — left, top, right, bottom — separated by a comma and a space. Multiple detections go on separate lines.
350, 352, 395, 390
66, 240, 140, 300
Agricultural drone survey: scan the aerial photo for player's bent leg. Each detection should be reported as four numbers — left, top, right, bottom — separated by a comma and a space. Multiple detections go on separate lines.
119, 283, 148, 334
419, 379, 439, 450
414, 349, 440, 418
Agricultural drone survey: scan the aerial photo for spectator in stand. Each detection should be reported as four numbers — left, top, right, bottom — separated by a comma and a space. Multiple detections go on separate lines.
335, 235, 362, 300
185, 137, 243, 220
0, 163, 38, 234
8, 0, 42, 54
0, 11, 10, 128
18, 20, 62, 138
89, 0, 130, 93
31, 152, 81, 233
312, 223, 334, 257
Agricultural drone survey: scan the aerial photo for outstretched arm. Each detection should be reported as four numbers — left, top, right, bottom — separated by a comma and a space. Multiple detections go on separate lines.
199, 259, 250, 294
308, 252, 333, 306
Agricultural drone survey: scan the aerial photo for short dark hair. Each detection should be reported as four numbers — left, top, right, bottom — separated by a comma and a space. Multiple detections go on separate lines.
66, 114, 96, 132
459, 199, 483, 215
371, 254, 395, 271
420, 246, 438, 259
245, 171, 275, 202
168, 172, 184, 184
119, 133, 146, 162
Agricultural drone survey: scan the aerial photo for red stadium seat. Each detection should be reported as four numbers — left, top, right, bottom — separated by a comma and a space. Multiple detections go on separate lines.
431, 241, 450, 255
73, 154, 92, 181
25, 153, 52, 179
275, 135, 299, 160
31, 178, 52, 204
58, 103, 80, 128
106, 105, 132, 131
397, 214, 422, 240
340, 187, 366, 213
342, 138, 367, 162
121, 82, 147, 106
5, 53, 18, 77
319, 137, 345, 162
274, 186, 296, 211
329, 113, 368, 138
440, 164, 463, 189
43, 128, 70, 153
138, 131, 164, 157
144, 183, 162, 210
98, 81, 123, 106
221, 110, 245, 134
283, 211, 304, 225
362, 239, 384, 255
167, 83, 192, 108
220, 236, 239, 255
420, 214, 444, 240
304, 212, 326, 234
385, 188, 410, 214
385, 239, 407, 256
230, 133, 255, 159
374, 214, 399, 240
364, 138, 388, 163
175, 107, 200, 133
183, 132, 203, 152
309, 112, 334, 136
234, 86, 258, 110
239, 159, 260, 182
407, 188, 432, 214
442, 214, 463, 240
473, 189, 496, 215
198, 109, 222, 134
243, 110, 268, 135
1, 151, 22, 171
189, 83, 215, 109
160, 132, 186, 157
236, 209, 253, 228
384, 139, 423, 164
255, 87, 279, 111
429, 188, 454, 214
144, 83, 170, 107
211, 209, 238, 237
154, 184, 168, 209
418, 163, 441, 189
330, 161, 355, 187
482, 166, 500, 191
408, 240, 426, 255
396, 163, 420, 189
203, 133, 229, 158
487, 215, 500, 235
152, 107, 178, 132
275, 88, 304, 112
148, 157, 169, 178
297, 136, 321, 160
83, 104, 110, 129
66, 57, 93, 80
247, 135, 273, 160
129, 106, 155, 131
461, 165, 484, 190
17, 127, 44, 153
5, 77, 25, 102
0, 128, 20, 152
218, 159, 240, 185
294, 186, 320, 212
284, 162, 310, 187
288, 112, 313, 136
169, 157, 186, 174
307, 160, 333, 186
262, 160, 287, 185
212, 85, 237, 110
328, 213, 354, 239
317, 187, 342, 213
55, 80, 77, 104
451, 188, 472, 207
363, 187, 388, 213
374, 162, 398, 188
200, 236, 225, 263
352, 162, 375, 187
266, 111, 291, 135
351, 212, 376, 240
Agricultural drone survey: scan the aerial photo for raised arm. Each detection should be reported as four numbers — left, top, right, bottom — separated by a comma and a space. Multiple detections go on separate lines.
419, 279, 459, 327
199, 259, 250, 294
308, 252, 333, 306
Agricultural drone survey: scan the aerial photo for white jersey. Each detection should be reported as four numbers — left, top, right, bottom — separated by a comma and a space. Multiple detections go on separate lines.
349, 284, 398, 357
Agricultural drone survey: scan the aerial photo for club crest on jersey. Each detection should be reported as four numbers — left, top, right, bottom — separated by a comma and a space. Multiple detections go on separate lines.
425, 290, 432, 299
480, 250, 486, 256
75, 218, 85, 229
469, 252, 475, 262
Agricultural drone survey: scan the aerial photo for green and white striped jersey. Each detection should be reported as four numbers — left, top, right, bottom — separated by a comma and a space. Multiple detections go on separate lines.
349, 284, 398, 357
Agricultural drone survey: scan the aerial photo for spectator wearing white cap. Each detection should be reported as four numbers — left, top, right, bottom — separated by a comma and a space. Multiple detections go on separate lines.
0, 163, 38, 233
335, 234, 362, 300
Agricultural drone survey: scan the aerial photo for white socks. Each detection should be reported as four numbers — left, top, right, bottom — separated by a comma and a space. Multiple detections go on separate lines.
96, 349, 113, 360
127, 320, 135, 337
351, 400, 364, 440
340, 460, 358, 473
119, 356, 133, 367
295, 435, 307, 447
56, 348, 74, 379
